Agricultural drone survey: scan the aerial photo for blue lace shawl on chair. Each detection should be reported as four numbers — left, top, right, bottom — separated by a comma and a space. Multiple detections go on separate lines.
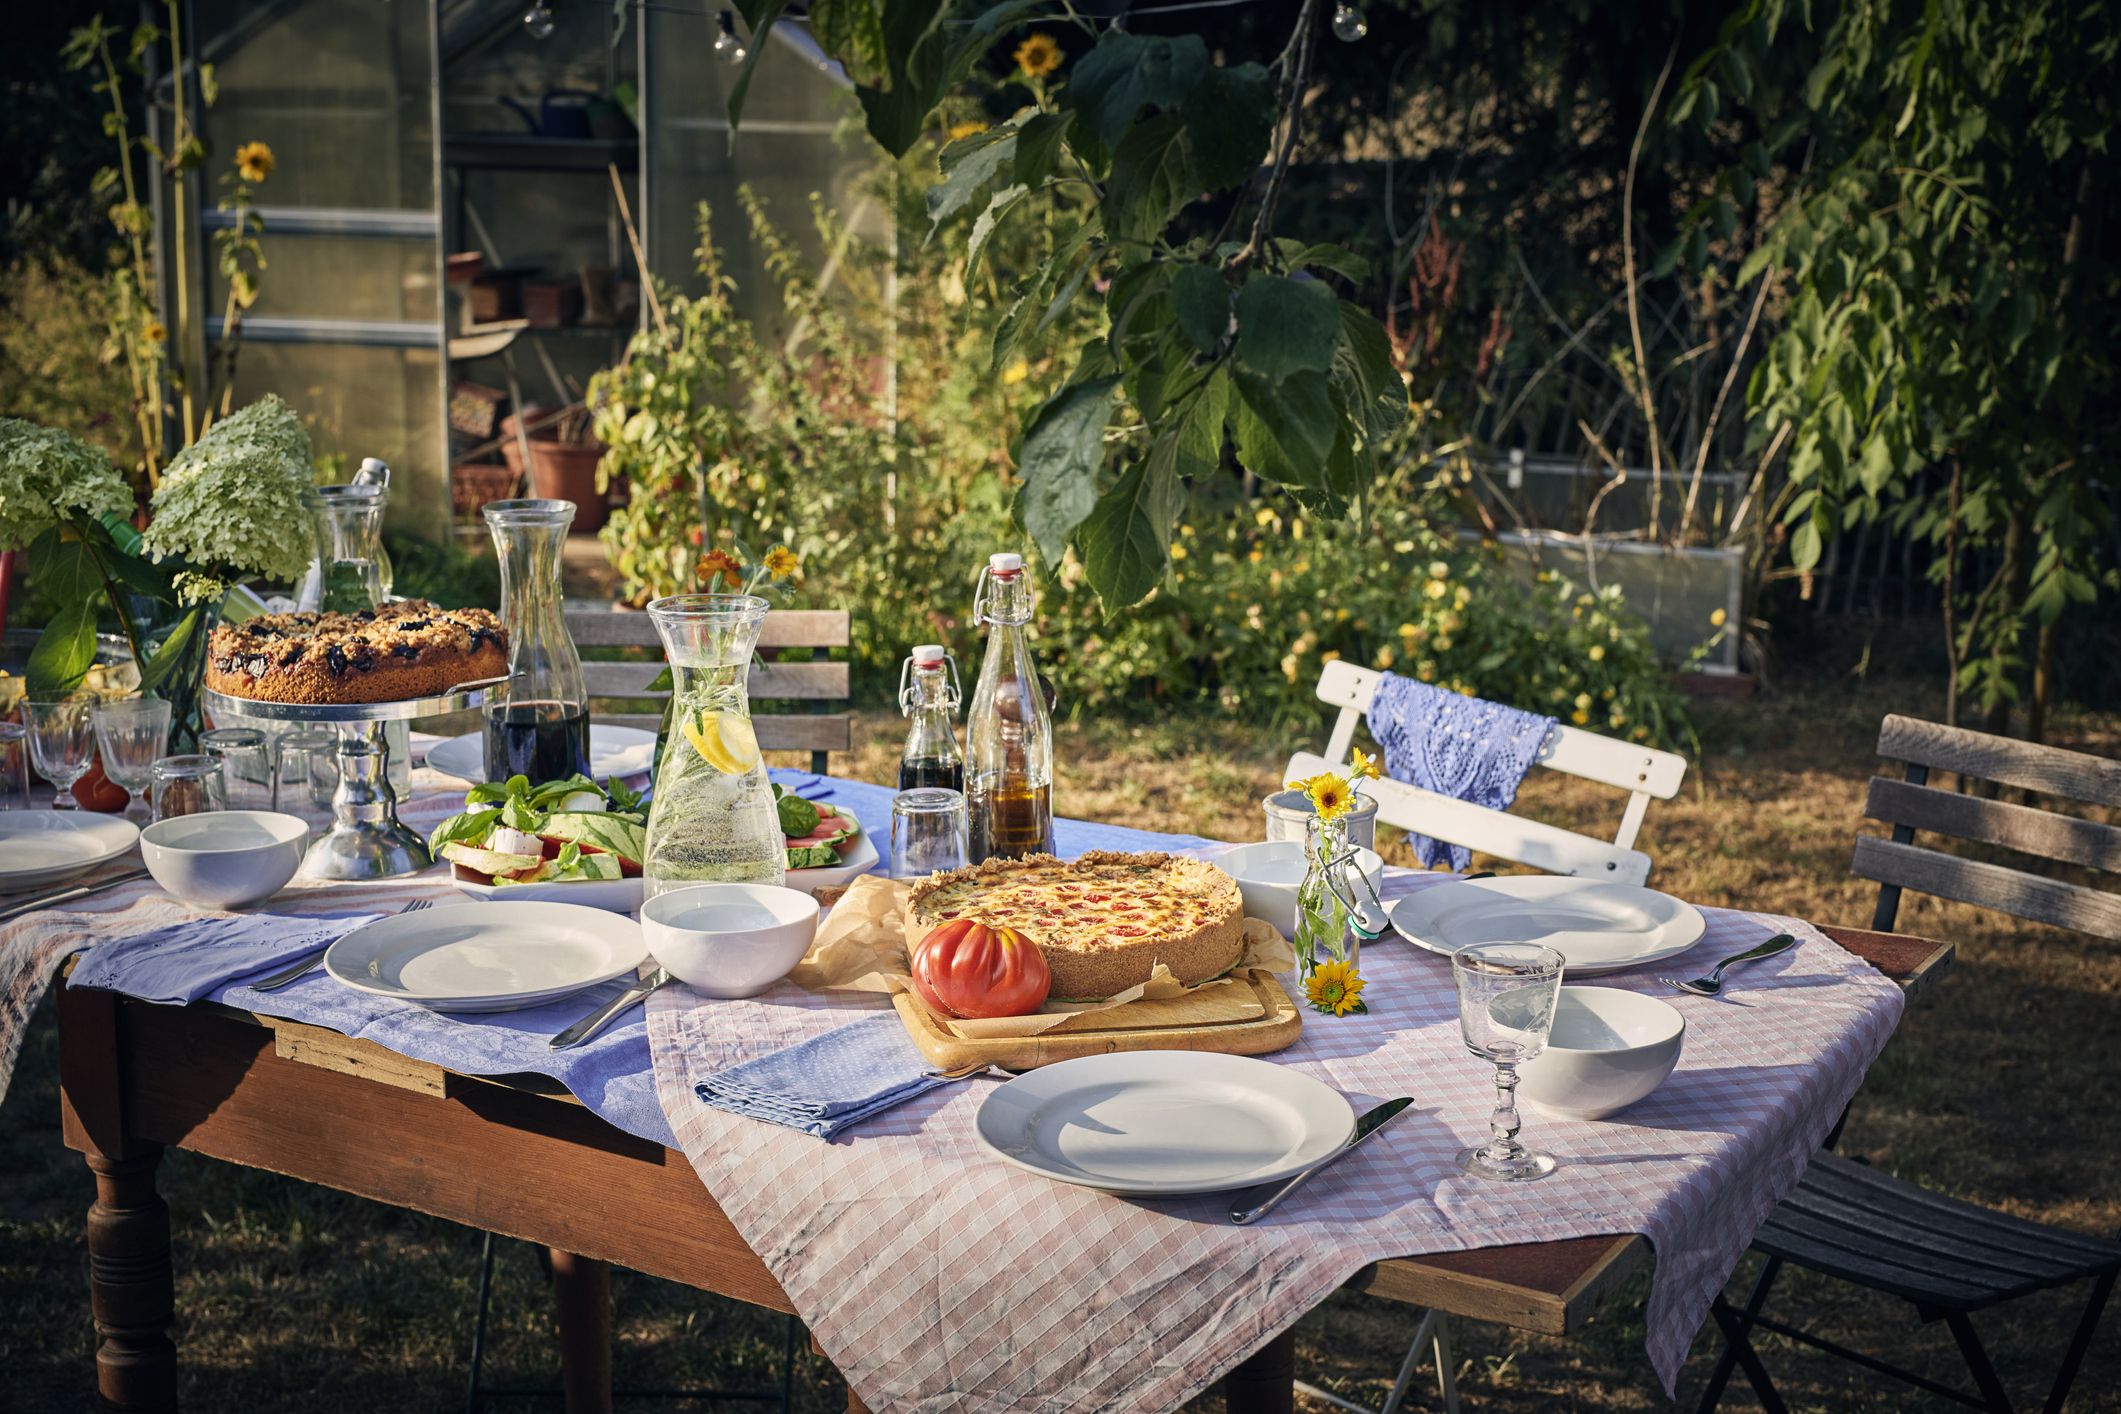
1363, 673, 1558, 871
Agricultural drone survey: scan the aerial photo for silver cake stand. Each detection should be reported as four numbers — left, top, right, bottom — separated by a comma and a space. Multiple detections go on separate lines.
203, 677, 502, 881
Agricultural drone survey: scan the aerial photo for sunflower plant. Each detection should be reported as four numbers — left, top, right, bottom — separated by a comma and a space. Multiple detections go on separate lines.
63, 10, 282, 483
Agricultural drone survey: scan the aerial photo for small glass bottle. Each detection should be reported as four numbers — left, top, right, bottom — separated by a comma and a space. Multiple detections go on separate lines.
482, 499, 590, 783
897, 644, 965, 793
965, 553, 1055, 862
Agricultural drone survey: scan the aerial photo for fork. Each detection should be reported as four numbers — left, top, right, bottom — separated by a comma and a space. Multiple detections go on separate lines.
251, 897, 432, 992
1658, 932, 1798, 997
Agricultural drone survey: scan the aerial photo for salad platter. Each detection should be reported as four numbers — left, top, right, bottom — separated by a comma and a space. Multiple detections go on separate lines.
772, 782, 877, 894
428, 772, 875, 909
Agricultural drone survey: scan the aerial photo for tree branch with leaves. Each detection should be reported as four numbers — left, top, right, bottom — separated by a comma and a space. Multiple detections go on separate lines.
729, 0, 1404, 611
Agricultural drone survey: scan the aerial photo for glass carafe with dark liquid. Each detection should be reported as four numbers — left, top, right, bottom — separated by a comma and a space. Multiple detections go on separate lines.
482, 500, 590, 783
966, 553, 1054, 861
897, 644, 964, 792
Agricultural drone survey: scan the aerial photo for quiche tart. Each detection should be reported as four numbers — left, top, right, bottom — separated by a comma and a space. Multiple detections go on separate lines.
205, 599, 508, 705
903, 850, 1245, 1000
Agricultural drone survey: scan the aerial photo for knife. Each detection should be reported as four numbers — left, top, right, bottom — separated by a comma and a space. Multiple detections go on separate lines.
1229, 1096, 1415, 1225
0, 868, 153, 926
549, 966, 669, 1050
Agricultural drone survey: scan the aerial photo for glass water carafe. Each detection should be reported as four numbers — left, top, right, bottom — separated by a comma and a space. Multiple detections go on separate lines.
351, 457, 395, 598
643, 593, 785, 897
295, 483, 387, 613
966, 552, 1055, 862
291, 478, 410, 788
482, 499, 590, 783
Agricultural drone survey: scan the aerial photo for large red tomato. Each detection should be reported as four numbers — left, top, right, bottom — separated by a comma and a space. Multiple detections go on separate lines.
910, 918, 1051, 1019
74, 754, 131, 813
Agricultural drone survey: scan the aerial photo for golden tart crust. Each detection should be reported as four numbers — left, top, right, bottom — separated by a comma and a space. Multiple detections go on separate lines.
205, 599, 508, 705
903, 849, 1245, 1000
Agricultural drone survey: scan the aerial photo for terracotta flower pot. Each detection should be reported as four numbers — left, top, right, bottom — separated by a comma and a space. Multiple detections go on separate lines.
499, 414, 608, 533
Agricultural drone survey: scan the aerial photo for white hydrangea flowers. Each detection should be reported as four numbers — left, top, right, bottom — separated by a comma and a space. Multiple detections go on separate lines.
0, 418, 134, 552
143, 394, 316, 600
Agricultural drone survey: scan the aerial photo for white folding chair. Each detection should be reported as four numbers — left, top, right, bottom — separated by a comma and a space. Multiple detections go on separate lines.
1289, 661, 1689, 1414
1286, 660, 1687, 885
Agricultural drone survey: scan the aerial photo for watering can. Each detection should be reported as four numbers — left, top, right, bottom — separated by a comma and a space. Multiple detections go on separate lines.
499, 89, 600, 140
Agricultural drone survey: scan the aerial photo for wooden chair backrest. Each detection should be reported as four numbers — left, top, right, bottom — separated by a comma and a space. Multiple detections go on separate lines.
1856, 714, 2121, 939
562, 602, 852, 774
1290, 660, 1689, 884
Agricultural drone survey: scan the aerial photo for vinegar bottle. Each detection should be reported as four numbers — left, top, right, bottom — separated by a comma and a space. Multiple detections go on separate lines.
897, 644, 965, 792
966, 553, 1055, 861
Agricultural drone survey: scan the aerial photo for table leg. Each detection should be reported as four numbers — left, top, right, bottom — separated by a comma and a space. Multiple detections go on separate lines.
1225, 1327, 1296, 1414
549, 1249, 612, 1414
84, 1147, 177, 1411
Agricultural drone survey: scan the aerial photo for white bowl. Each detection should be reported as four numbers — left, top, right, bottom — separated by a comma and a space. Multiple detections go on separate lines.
140, 810, 310, 909
1518, 986, 1685, 1120
640, 883, 819, 999
1219, 840, 1385, 939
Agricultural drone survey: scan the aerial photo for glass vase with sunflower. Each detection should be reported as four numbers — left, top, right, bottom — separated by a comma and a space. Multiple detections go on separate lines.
1287, 750, 1381, 1014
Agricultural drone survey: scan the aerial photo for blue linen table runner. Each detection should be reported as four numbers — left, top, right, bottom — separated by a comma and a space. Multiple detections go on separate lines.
45, 768, 1210, 1150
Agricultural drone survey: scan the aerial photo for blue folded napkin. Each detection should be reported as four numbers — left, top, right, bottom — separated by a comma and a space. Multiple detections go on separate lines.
1365, 672, 1557, 872
694, 1012, 947, 1140
67, 911, 384, 1006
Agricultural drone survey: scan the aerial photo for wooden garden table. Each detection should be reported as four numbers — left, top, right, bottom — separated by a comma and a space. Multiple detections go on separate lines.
56, 927, 1950, 1413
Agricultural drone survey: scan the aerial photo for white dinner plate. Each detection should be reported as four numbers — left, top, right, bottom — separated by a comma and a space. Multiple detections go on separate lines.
324, 901, 647, 1012
975, 1052, 1356, 1197
423, 725, 658, 785
0, 814, 140, 893
448, 868, 645, 912
1386, 875, 1707, 976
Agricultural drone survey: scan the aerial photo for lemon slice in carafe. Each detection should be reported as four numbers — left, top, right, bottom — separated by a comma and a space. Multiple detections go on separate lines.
681, 710, 760, 775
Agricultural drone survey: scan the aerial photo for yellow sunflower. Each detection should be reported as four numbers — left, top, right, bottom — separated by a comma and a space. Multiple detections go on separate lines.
945, 120, 989, 143
1305, 772, 1353, 823
234, 141, 275, 183
1348, 746, 1381, 782
1305, 959, 1367, 1016
763, 544, 800, 580
1014, 32, 1062, 78
143, 320, 167, 344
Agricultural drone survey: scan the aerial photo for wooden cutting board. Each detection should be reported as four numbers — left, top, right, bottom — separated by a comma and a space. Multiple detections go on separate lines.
893, 971, 1303, 1071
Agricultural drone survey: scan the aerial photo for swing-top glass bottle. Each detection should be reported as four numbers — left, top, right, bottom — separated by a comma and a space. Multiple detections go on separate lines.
965, 553, 1054, 862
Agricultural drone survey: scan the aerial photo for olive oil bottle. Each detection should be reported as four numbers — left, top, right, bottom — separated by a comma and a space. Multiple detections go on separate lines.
965, 553, 1055, 861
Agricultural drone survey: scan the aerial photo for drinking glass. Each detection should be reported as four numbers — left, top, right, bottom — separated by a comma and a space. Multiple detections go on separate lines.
1452, 941, 1567, 1182
890, 787, 969, 880
94, 697, 173, 823
200, 727, 273, 811
0, 722, 30, 810
150, 754, 225, 821
23, 699, 96, 810
274, 730, 340, 810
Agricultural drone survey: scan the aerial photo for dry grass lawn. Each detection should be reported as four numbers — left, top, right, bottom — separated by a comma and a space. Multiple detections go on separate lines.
3, 667, 2117, 1411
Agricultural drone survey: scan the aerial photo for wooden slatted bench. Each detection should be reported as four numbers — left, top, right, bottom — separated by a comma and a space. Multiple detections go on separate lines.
562, 601, 852, 775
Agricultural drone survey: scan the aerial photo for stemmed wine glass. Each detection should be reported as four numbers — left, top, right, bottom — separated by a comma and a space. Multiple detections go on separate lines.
22, 698, 97, 811
1452, 941, 1567, 1182
93, 696, 173, 823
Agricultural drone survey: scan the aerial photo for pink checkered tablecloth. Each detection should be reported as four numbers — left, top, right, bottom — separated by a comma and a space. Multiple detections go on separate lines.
647, 860, 1907, 1412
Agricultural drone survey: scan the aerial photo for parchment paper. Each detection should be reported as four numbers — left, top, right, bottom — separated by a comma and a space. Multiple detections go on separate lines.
788, 874, 1295, 1039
